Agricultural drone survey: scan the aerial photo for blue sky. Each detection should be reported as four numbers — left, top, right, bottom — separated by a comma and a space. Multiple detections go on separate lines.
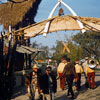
0, 0, 100, 48
35, 0, 100, 22
32, 0, 100, 48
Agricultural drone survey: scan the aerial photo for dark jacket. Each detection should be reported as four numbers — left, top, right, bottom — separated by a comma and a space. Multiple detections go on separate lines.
39, 73, 57, 94
62, 63, 76, 77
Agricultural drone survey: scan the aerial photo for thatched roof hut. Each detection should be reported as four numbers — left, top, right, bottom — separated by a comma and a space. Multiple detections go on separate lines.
0, 0, 42, 30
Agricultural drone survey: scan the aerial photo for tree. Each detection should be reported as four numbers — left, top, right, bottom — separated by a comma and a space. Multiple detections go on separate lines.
72, 31, 100, 60
52, 38, 82, 63
32, 41, 39, 48
38, 45, 49, 60
32, 41, 49, 61
67, 41, 82, 61
52, 40, 67, 63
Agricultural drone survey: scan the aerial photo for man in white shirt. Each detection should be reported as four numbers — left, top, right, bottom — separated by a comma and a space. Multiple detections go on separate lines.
82, 57, 89, 88
75, 60, 83, 90
57, 57, 67, 90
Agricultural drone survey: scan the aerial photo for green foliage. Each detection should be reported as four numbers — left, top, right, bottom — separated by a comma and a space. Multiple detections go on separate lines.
52, 41, 64, 63
32, 41, 39, 48
38, 45, 49, 60
32, 41, 49, 60
32, 31, 100, 63
67, 41, 82, 61
72, 31, 100, 60
52, 40, 82, 62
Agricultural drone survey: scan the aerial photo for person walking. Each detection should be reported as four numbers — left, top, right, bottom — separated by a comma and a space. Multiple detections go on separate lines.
82, 57, 89, 76
32, 64, 41, 100
75, 60, 83, 91
40, 66, 57, 100
62, 58, 76, 99
25, 64, 40, 100
82, 57, 89, 88
57, 57, 67, 90
85, 60, 96, 89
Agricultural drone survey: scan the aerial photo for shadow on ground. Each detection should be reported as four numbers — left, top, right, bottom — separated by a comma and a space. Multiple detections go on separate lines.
55, 84, 89, 100
12, 86, 27, 99
55, 94, 73, 100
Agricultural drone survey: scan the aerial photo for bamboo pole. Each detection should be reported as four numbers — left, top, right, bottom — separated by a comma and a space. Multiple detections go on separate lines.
56, 32, 70, 53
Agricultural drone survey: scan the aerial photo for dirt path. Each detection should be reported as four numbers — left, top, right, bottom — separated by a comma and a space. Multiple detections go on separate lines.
55, 71, 100, 100
12, 71, 100, 100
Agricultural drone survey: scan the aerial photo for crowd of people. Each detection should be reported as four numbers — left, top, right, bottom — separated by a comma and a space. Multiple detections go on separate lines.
25, 56, 97, 100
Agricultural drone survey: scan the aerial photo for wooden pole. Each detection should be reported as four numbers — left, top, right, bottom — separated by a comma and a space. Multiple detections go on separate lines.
56, 32, 70, 53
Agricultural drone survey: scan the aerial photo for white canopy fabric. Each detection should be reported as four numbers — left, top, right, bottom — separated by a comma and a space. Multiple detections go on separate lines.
15, 15, 100, 38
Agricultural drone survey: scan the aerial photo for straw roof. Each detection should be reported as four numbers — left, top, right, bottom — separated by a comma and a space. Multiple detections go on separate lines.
0, 0, 41, 30
14, 15, 100, 38
16, 45, 43, 54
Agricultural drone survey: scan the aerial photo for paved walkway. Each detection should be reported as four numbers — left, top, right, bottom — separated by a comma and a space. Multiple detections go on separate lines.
12, 71, 100, 100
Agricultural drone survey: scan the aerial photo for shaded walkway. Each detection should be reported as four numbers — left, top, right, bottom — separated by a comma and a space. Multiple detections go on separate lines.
12, 70, 100, 100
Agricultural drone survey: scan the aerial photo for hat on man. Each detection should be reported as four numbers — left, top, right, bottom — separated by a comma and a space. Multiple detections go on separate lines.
46, 66, 52, 71
33, 64, 38, 69
75, 60, 79, 64
66, 58, 70, 62
85, 57, 88, 60
61, 55, 67, 61
61, 57, 65, 61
